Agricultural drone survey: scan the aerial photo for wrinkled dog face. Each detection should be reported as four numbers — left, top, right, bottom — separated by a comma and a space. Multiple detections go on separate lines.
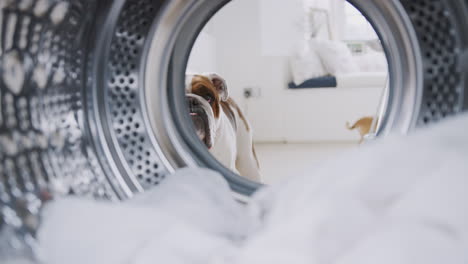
185, 74, 228, 148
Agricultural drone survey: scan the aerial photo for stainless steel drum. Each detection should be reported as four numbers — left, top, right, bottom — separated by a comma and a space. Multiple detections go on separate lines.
0, 0, 467, 259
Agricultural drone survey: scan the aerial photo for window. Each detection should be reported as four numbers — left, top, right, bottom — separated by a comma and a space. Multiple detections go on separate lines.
342, 2, 378, 41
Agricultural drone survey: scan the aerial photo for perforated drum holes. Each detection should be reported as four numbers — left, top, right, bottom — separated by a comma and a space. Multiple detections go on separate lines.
0, 0, 114, 254
2, 51, 26, 95
18, 0, 34, 11
33, 0, 51, 17
50, 2, 69, 25
19, 17, 31, 49
401, 0, 467, 124
4, 12, 16, 50
105, 0, 165, 189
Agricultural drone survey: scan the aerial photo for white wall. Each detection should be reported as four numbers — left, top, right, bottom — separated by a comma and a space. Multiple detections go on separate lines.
204, 0, 269, 103
186, 20, 218, 73
188, 0, 387, 143
259, 0, 304, 56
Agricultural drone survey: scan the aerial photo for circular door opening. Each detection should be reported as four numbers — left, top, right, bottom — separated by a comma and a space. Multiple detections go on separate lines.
146, 0, 468, 196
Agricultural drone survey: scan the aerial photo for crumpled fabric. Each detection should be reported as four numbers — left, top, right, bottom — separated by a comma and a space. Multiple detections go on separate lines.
32, 113, 468, 264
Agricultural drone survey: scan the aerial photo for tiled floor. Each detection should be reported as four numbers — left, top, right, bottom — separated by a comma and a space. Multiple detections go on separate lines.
254, 142, 358, 184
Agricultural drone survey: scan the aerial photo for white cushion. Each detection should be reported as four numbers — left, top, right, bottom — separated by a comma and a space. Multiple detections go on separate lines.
311, 39, 360, 75
353, 50, 388, 72
289, 49, 327, 85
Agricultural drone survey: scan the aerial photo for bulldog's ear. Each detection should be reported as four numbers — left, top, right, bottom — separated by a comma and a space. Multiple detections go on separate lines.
206, 73, 228, 101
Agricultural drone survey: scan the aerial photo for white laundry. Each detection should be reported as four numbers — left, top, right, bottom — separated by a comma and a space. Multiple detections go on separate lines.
36, 168, 245, 264
233, 113, 468, 264
33, 113, 468, 264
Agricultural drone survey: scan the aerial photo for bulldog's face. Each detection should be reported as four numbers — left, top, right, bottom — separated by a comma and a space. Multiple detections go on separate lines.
185, 73, 228, 149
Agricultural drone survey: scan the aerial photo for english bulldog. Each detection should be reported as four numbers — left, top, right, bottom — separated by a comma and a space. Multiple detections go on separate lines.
185, 73, 262, 182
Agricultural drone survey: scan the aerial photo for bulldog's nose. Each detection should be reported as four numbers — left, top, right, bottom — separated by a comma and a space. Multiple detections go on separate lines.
187, 96, 200, 108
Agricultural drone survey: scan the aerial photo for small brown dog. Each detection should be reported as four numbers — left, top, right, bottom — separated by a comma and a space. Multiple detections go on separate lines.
346, 116, 377, 144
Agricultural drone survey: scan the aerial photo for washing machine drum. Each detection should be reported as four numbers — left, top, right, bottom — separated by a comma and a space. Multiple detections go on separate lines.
0, 0, 467, 252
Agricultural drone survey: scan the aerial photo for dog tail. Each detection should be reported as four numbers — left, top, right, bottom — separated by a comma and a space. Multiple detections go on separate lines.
346, 121, 355, 130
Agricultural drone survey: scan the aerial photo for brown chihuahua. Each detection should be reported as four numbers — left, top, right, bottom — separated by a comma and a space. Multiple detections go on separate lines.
346, 116, 377, 144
